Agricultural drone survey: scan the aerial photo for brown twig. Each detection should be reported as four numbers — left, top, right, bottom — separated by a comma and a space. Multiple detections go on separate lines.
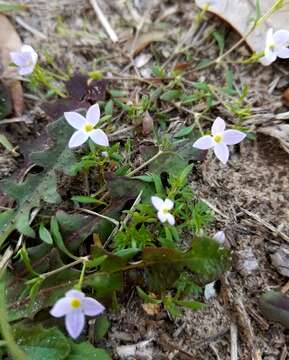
235, 298, 262, 360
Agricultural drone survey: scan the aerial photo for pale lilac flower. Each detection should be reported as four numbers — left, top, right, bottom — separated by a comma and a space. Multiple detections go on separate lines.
50, 289, 105, 339
261, 28, 289, 65
260, 28, 289, 66
10, 45, 38, 75
151, 196, 175, 225
195, 0, 219, 9
213, 230, 225, 245
64, 104, 109, 148
193, 117, 246, 164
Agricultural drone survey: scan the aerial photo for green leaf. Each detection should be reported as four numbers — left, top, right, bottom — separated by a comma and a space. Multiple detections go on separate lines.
71, 195, 106, 205
160, 90, 182, 102
105, 172, 154, 203
136, 287, 162, 304
94, 315, 110, 341
174, 299, 204, 310
148, 133, 203, 177
7, 266, 80, 321
0, 133, 14, 152
0, 115, 76, 247
50, 216, 76, 259
13, 325, 71, 360
142, 237, 231, 292
174, 126, 194, 138
39, 224, 53, 245
69, 342, 111, 360
212, 31, 225, 55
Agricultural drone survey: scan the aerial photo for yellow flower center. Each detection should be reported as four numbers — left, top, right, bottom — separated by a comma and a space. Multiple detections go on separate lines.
213, 134, 222, 143
84, 123, 94, 132
162, 208, 169, 214
70, 298, 81, 309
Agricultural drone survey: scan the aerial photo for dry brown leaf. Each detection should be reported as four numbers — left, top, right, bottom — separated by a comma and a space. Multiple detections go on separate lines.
128, 31, 167, 57
0, 14, 24, 116
195, 0, 289, 53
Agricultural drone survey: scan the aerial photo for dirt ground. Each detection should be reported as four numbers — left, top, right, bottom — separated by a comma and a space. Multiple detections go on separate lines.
2, 0, 289, 359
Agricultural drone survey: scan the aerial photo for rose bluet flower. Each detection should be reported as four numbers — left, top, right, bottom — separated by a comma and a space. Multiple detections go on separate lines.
260, 28, 289, 66
193, 117, 246, 164
10, 45, 38, 75
64, 104, 109, 148
50, 289, 105, 339
151, 196, 175, 225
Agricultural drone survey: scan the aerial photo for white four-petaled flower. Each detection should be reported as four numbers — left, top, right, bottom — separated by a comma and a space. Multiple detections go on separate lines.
50, 289, 105, 339
193, 117, 246, 165
151, 196, 175, 225
10, 45, 38, 75
260, 28, 289, 66
64, 104, 109, 148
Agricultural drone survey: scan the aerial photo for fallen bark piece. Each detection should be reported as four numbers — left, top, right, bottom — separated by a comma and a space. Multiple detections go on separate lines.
0, 14, 24, 116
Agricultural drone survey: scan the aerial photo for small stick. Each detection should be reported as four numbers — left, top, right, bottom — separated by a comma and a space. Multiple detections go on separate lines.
14, 16, 47, 39
89, 0, 118, 43
230, 322, 238, 360
242, 208, 289, 243
279, 345, 287, 360
235, 298, 262, 360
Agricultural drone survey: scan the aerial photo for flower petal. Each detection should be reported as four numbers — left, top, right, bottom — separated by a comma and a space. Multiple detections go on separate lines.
222, 130, 246, 145
151, 196, 164, 211
213, 143, 229, 164
50, 297, 71, 317
68, 130, 89, 148
157, 211, 167, 223
211, 117, 225, 135
18, 66, 34, 75
21, 45, 38, 65
265, 28, 274, 48
213, 231, 225, 244
66, 289, 86, 300
65, 310, 85, 339
193, 135, 214, 150
276, 47, 289, 59
83, 297, 105, 316
260, 51, 277, 66
86, 104, 100, 126
10, 52, 25, 67
163, 199, 174, 210
64, 112, 86, 130
273, 30, 289, 48
166, 213, 175, 226
204, 282, 216, 300
89, 129, 109, 147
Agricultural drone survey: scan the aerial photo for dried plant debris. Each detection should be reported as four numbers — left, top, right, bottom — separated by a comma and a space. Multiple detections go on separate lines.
1, 0, 289, 358
42, 73, 107, 119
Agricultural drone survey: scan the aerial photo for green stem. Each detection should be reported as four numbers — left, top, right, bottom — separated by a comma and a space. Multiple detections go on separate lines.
76, 260, 87, 290
39, 257, 88, 281
0, 273, 29, 360
127, 150, 164, 176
